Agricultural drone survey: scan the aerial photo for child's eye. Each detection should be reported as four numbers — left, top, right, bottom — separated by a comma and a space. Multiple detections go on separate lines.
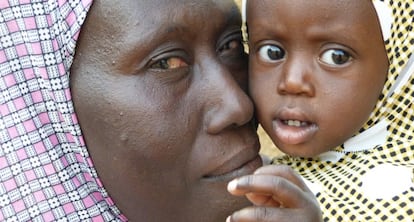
150, 57, 188, 70
320, 49, 352, 66
258, 44, 285, 62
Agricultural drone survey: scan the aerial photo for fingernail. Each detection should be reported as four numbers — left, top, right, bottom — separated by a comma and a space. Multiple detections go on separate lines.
226, 216, 231, 222
227, 179, 238, 192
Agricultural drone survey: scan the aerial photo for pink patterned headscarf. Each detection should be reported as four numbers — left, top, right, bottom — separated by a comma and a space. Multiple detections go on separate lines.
0, 1, 126, 221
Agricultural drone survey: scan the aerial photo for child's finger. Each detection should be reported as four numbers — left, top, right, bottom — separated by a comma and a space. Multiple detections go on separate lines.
245, 192, 282, 207
227, 164, 304, 196
227, 174, 311, 208
253, 164, 311, 192
226, 206, 317, 222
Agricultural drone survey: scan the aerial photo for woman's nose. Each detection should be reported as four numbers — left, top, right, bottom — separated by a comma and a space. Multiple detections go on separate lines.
202, 61, 254, 134
277, 55, 315, 97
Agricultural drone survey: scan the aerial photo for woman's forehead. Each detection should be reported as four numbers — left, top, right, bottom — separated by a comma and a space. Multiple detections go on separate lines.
96, 0, 238, 19
83, 0, 241, 46
88, 0, 240, 36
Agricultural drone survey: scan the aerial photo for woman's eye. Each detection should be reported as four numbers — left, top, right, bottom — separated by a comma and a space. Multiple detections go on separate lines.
150, 57, 188, 70
219, 38, 244, 56
258, 44, 285, 62
320, 49, 352, 66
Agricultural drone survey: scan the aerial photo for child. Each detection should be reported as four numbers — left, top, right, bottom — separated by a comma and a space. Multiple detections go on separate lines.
228, 0, 414, 221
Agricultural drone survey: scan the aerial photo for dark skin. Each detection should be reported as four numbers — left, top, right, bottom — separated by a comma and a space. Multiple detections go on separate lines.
70, 0, 263, 221
227, 0, 388, 221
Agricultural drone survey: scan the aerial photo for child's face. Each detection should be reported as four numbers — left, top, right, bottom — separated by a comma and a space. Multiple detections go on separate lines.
247, 0, 389, 157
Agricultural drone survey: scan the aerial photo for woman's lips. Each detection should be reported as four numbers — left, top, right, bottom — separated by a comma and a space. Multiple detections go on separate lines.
273, 118, 318, 145
203, 154, 262, 182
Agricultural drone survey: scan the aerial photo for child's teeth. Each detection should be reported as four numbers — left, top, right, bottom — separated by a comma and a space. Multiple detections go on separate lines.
287, 120, 302, 127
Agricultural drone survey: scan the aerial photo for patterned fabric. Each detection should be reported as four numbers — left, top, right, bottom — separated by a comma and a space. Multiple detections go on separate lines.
269, 0, 414, 221
0, 1, 125, 221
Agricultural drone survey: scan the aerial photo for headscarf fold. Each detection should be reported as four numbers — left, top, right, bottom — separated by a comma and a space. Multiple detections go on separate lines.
261, 0, 414, 220
0, 1, 125, 221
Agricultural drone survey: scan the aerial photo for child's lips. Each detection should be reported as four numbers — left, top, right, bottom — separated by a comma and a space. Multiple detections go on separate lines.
273, 119, 319, 145
272, 109, 319, 145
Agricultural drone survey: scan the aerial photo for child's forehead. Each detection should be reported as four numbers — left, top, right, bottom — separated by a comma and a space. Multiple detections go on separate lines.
243, 0, 382, 39
243, 0, 386, 32
245, 0, 377, 26
245, 0, 371, 13
243, 0, 378, 18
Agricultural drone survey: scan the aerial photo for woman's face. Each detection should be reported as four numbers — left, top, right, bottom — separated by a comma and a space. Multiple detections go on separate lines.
248, 0, 388, 157
70, 0, 261, 221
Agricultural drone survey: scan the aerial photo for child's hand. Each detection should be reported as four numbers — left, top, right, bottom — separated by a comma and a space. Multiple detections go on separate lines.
227, 165, 322, 222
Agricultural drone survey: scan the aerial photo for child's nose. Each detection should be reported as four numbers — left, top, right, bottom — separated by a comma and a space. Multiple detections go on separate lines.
277, 55, 315, 97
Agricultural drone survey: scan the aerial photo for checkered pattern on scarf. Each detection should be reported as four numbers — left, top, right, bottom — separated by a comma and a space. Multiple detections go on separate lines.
0, 1, 125, 221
